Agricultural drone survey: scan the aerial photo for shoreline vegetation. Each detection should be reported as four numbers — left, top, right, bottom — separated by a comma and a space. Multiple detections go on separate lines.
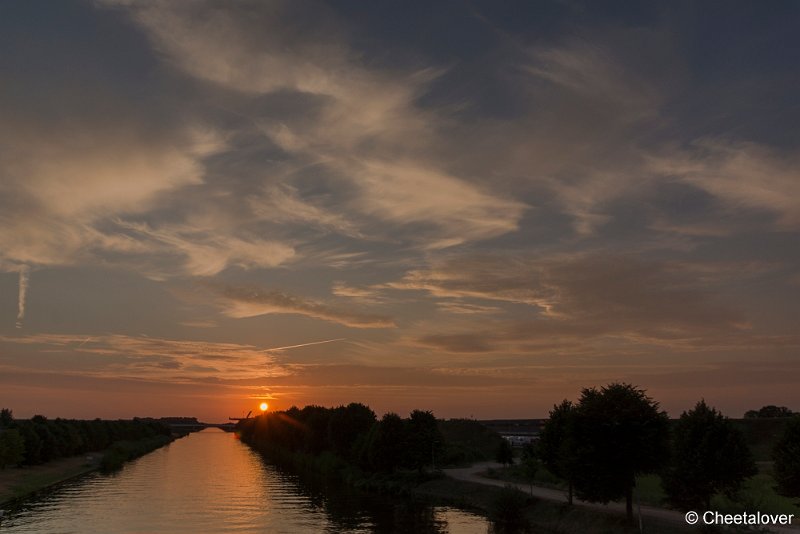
0, 409, 176, 506
2, 392, 797, 531
237, 393, 800, 533
0, 436, 174, 506
235, 406, 687, 533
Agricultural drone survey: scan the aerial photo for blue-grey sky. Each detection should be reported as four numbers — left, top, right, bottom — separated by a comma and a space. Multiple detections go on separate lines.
1, 0, 799, 421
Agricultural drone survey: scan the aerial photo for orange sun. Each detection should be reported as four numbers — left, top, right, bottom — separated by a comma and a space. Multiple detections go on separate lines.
259, 402, 268, 411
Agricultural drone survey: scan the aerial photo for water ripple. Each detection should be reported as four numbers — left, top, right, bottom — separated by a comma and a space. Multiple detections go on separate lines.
1, 430, 489, 533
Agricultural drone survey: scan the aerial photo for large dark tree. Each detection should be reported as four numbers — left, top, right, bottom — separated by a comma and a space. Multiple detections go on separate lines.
538, 400, 579, 504
300, 405, 334, 454
773, 416, 800, 497
404, 410, 444, 471
367, 412, 405, 472
572, 383, 670, 522
662, 400, 756, 510
327, 403, 376, 460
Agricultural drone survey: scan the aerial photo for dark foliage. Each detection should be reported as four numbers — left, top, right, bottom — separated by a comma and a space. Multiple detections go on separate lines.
237, 403, 445, 476
100, 435, 173, 471
327, 403, 377, 461
744, 405, 793, 418
0, 429, 25, 468
367, 412, 405, 472
0, 408, 13, 427
437, 418, 505, 466
773, 415, 800, 497
537, 399, 579, 504
570, 384, 670, 522
405, 410, 444, 472
489, 485, 529, 532
495, 438, 514, 467
0, 409, 171, 466
662, 400, 756, 510
520, 443, 539, 495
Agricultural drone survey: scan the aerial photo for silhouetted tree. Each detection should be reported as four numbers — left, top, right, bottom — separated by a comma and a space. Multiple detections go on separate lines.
405, 410, 444, 471
0, 408, 13, 427
328, 403, 376, 461
662, 400, 756, 510
17, 422, 42, 465
0, 428, 25, 468
301, 405, 334, 454
5, 417, 168, 466
367, 412, 405, 472
35, 421, 62, 462
773, 416, 800, 497
572, 383, 670, 522
744, 405, 793, 418
538, 400, 579, 504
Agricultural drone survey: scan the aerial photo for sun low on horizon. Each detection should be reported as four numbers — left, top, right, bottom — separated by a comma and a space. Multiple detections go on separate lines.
1, 1, 798, 424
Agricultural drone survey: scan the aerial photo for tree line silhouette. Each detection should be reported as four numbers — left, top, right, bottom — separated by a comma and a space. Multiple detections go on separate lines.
237, 403, 445, 474
537, 383, 800, 522
235, 386, 800, 525
0, 408, 171, 468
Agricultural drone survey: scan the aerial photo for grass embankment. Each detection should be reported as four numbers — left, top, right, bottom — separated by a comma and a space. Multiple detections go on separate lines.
253, 438, 694, 533
480, 417, 800, 520
0, 454, 99, 504
483, 462, 800, 524
415, 477, 693, 534
0, 435, 173, 505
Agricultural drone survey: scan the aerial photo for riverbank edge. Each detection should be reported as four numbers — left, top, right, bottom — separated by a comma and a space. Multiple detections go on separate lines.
242, 440, 695, 534
413, 477, 695, 534
0, 434, 175, 507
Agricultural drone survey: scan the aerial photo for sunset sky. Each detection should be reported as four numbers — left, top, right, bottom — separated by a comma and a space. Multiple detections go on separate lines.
1, 1, 799, 422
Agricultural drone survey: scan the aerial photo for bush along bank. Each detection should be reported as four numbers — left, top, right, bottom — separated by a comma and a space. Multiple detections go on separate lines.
100, 434, 174, 471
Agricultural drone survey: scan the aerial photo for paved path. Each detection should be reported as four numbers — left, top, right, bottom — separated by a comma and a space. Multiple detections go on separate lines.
443, 462, 799, 533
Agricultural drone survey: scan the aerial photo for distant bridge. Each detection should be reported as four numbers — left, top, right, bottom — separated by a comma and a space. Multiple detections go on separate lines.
161, 419, 238, 433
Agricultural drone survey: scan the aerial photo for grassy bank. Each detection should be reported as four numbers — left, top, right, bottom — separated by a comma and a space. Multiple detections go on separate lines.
415, 477, 693, 534
250, 443, 697, 533
483, 463, 800, 524
0, 454, 99, 505
0, 435, 173, 506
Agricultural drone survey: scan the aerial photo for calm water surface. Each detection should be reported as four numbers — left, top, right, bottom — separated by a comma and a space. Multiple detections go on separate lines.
1, 429, 490, 533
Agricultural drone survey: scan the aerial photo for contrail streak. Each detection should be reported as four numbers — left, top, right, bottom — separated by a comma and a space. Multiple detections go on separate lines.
15, 266, 30, 329
261, 338, 346, 352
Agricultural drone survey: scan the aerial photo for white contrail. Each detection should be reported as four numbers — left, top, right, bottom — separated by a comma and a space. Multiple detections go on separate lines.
261, 338, 346, 352
16, 265, 30, 329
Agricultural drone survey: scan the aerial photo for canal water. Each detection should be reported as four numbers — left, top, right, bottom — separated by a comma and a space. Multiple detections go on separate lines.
1, 429, 491, 533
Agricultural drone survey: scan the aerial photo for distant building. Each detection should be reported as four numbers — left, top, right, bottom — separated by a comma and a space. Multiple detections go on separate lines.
503, 434, 538, 447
